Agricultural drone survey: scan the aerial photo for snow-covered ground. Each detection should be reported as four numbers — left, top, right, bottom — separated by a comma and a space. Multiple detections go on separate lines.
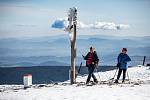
0, 66, 150, 100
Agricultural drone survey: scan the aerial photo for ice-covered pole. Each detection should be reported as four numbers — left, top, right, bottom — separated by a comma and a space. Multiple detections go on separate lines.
67, 7, 77, 84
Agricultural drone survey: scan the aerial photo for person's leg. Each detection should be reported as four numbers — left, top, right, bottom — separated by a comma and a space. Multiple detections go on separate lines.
92, 74, 97, 81
91, 67, 98, 83
114, 69, 122, 83
117, 69, 122, 80
122, 69, 127, 83
86, 65, 93, 83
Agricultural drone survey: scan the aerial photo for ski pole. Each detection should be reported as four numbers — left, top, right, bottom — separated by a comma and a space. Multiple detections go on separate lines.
78, 50, 85, 58
76, 62, 83, 79
111, 68, 118, 82
78, 62, 82, 74
95, 63, 101, 82
127, 71, 130, 83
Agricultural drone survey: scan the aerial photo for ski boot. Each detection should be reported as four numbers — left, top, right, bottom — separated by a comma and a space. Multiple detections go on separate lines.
114, 79, 119, 83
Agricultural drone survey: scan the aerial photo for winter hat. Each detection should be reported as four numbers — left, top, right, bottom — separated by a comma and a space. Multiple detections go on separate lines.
90, 47, 95, 50
122, 48, 127, 51
90, 47, 93, 50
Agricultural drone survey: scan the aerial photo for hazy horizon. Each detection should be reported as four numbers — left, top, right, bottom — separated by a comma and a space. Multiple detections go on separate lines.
0, 0, 150, 38
0, 0, 150, 67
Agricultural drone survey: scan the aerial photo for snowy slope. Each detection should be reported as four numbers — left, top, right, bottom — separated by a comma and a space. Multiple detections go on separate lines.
76, 65, 150, 82
0, 66, 150, 100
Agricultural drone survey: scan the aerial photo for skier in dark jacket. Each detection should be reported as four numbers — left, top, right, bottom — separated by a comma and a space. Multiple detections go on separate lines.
83, 47, 99, 84
114, 48, 131, 83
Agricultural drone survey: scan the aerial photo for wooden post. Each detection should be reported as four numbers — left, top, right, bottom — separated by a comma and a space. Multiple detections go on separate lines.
67, 7, 77, 84
143, 56, 146, 66
70, 23, 76, 84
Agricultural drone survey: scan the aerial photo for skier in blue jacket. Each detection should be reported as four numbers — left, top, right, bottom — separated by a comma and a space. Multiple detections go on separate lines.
114, 48, 131, 83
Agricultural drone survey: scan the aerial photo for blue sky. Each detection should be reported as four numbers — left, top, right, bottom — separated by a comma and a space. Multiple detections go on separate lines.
0, 0, 150, 38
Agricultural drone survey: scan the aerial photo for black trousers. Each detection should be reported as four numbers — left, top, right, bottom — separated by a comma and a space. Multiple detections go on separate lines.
117, 68, 127, 81
86, 64, 97, 82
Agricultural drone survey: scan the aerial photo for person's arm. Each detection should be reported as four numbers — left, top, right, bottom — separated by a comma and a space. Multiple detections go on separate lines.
82, 55, 85, 58
117, 54, 121, 63
94, 51, 99, 62
84, 52, 89, 60
124, 54, 131, 63
116, 54, 121, 67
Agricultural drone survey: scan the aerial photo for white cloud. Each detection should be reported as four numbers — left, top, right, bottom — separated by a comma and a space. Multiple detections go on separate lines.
77, 21, 92, 28
51, 18, 68, 29
51, 18, 130, 31
93, 22, 117, 30
117, 24, 130, 30
78, 21, 130, 30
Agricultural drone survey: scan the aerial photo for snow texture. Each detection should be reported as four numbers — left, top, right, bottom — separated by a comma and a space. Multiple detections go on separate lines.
0, 66, 150, 100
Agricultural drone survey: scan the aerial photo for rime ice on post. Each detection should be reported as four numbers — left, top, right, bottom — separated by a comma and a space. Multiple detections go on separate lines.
66, 7, 77, 42
23, 74, 32, 88
67, 7, 77, 84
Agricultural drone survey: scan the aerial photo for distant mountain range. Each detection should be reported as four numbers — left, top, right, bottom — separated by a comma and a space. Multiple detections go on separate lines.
0, 56, 70, 67
0, 35, 150, 67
